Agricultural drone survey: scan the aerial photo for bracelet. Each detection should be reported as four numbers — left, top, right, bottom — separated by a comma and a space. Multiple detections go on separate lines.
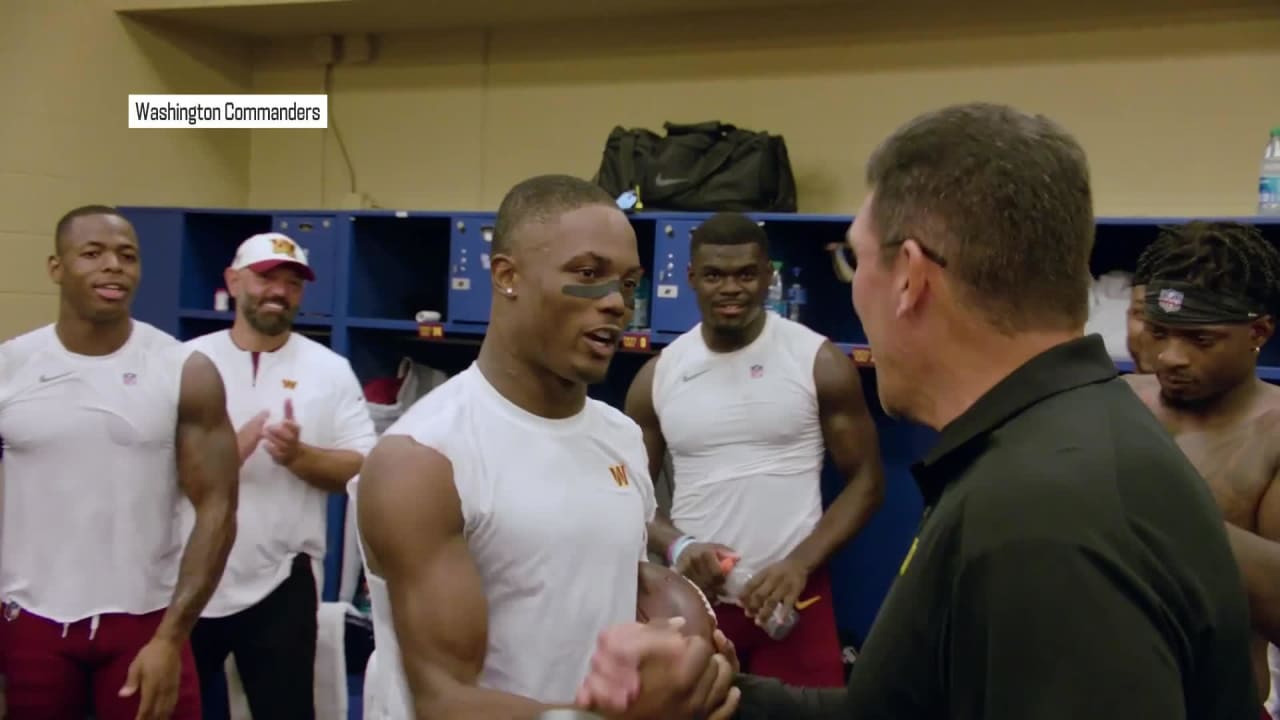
668, 535, 698, 566
666, 535, 690, 565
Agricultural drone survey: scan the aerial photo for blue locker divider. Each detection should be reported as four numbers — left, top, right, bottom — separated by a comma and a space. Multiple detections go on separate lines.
323, 218, 356, 603
272, 213, 339, 318
651, 220, 701, 333
445, 214, 495, 329
329, 214, 355, 358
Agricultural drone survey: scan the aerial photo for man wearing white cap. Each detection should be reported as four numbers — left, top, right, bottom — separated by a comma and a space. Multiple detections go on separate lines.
182, 232, 377, 719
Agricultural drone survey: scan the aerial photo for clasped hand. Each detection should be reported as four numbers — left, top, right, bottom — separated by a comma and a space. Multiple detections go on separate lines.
236, 399, 301, 466
575, 618, 741, 720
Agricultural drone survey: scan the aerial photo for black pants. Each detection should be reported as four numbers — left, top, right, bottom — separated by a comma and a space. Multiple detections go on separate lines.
191, 554, 318, 720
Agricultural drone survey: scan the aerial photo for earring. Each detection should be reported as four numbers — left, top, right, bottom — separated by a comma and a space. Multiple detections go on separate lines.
505, 288, 514, 296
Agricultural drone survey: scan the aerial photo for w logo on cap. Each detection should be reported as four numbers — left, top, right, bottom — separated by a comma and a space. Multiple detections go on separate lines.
271, 237, 298, 258
232, 232, 317, 281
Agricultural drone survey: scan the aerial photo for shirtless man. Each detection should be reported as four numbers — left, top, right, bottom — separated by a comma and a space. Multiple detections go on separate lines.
0, 205, 240, 720
1123, 220, 1280, 707
353, 175, 734, 719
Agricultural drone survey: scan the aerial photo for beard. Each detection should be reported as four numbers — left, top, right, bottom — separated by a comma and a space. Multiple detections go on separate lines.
243, 296, 296, 336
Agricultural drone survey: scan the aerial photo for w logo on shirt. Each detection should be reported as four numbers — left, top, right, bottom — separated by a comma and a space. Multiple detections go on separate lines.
608, 465, 629, 488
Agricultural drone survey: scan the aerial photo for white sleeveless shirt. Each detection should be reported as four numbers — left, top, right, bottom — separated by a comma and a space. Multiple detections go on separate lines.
652, 312, 828, 569
354, 363, 655, 716
0, 321, 193, 622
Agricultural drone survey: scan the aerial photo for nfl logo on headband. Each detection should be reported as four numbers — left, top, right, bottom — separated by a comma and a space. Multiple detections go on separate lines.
1158, 288, 1184, 313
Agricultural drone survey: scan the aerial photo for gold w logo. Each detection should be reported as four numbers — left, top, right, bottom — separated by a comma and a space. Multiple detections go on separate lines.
271, 237, 297, 258
608, 465, 629, 488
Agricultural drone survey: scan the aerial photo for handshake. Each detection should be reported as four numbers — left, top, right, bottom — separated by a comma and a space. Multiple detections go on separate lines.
570, 617, 742, 720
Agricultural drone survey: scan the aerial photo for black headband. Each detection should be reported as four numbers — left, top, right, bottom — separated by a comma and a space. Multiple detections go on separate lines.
1143, 281, 1267, 326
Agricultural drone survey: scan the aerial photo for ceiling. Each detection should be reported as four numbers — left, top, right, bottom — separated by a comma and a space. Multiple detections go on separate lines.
111, 0, 851, 37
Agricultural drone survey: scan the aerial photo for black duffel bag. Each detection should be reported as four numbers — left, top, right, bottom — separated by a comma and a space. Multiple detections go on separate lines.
592, 121, 798, 213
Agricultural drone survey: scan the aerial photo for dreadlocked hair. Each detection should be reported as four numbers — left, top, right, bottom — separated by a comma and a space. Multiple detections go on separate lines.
1132, 221, 1280, 317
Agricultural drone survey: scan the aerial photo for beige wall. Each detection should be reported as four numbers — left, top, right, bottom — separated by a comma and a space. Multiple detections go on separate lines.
0, 0, 253, 339
249, 0, 1280, 216
3, 0, 1278, 337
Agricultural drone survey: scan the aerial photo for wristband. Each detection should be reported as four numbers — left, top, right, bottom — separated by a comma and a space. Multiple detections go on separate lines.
668, 534, 698, 566
666, 535, 691, 565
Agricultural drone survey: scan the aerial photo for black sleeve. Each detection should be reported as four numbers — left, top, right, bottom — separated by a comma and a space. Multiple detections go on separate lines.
733, 674, 851, 720
946, 538, 1185, 720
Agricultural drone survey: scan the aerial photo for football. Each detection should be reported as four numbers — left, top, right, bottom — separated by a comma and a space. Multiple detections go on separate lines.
636, 562, 717, 641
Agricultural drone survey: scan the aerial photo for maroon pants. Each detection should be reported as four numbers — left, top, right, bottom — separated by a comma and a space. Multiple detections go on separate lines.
0, 603, 201, 720
713, 566, 846, 688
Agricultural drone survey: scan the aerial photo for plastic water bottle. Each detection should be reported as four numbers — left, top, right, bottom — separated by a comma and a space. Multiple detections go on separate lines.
719, 563, 799, 641
768, 261, 787, 316
1261, 128, 1280, 216
629, 276, 650, 330
787, 266, 807, 322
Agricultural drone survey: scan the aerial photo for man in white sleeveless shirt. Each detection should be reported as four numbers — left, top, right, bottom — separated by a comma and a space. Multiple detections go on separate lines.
0, 205, 240, 720
352, 175, 736, 719
626, 212, 885, 688
183, 232, 377, 719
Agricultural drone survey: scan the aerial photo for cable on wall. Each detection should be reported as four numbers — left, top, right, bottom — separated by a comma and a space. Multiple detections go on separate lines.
323, 61, 358, 196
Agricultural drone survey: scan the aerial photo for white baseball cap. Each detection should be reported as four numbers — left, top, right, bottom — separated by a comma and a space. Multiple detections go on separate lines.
231, 232, 315, 281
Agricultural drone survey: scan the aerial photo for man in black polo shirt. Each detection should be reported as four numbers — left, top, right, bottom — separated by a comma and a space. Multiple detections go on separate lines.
575, 102, 1259, 720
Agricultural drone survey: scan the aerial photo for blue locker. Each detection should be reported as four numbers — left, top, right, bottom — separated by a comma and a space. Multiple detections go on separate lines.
446, 215, 494, 327
120, 207, 185, 337
178, 212, 272, 312
272, 214, 338, 318
650, 220, 701, 334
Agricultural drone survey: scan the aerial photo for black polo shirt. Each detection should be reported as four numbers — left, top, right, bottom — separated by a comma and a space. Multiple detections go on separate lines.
736, 335, 1258, 720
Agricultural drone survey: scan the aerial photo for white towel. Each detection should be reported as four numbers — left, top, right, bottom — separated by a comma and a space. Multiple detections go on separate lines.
1265, 643, 1279, 719
362, 652, 389, 720
1084, 270, 1134, 361
315, 602, 355, 720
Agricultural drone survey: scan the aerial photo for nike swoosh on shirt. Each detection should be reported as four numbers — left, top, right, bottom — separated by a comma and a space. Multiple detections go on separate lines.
681, 368, 710, 382
39, 372, 72, 383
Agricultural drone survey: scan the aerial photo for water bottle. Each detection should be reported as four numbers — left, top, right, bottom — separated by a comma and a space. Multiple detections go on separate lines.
1261, 128, 1280, 216
629, 276, 650, 330
719, 563, 799, 641
768, 261, 787, 315
787, 266, 807, 322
